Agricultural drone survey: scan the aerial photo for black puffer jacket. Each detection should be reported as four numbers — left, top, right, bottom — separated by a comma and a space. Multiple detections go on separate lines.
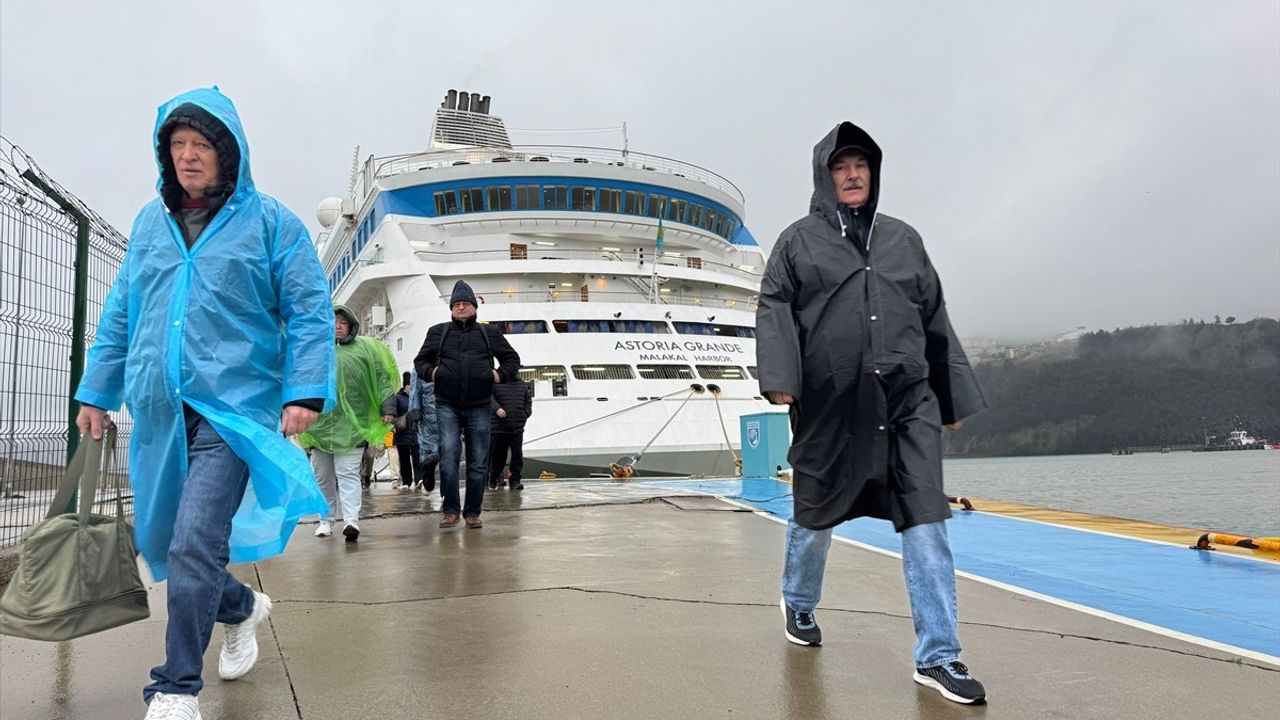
491, 380, 533, 432
379, 389, 418, 446
414, 317, 520, 408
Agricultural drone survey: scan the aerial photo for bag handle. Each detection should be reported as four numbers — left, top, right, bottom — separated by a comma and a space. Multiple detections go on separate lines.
46, 427, 118, 521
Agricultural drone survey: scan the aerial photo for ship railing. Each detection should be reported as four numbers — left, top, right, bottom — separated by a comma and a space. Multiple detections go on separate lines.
365, 145, 745, 205
433, 288, 757, 311
411, 247, 762, 283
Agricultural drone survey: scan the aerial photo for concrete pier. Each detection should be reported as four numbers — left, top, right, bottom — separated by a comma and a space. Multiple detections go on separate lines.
2, 480, 1276, 719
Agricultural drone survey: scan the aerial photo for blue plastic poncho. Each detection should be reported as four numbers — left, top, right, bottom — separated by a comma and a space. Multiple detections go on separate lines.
75, 87, 336, 580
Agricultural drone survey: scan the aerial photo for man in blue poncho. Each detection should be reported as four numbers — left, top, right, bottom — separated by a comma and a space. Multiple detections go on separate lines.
75, 87, 335, 720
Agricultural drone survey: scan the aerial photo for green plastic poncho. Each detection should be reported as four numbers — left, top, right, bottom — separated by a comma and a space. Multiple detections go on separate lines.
74, 87, 336, 580
299, 313, 399, 454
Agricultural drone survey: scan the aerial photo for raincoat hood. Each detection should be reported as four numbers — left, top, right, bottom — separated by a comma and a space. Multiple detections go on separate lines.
810, 121, 883, 230
334, 304, 360, 344
154, 87, 252, 215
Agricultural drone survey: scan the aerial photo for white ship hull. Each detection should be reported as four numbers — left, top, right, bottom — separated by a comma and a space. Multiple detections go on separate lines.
316, 90, 772, 478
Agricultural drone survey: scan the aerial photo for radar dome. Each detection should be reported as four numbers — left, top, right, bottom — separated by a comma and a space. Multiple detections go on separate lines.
316, 197, 344, 229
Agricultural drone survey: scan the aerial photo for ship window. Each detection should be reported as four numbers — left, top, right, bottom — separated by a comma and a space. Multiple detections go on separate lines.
615, 320, 670, 334
688, 203, 704, 226
667, 198, 687, 223
674, 322, 717, 336
433, 190, 458, 215
543, 185, 569, 209
636, 364, 695, 379
495, 320, 549, 334
703, 209, 717, 231
599, 188, 622, 213
461, 187, 484, 213
624, 191, 646, 215
553, 319, 669, 333
747, 366, 759, 379
488, 185, 513, 210
696, 365, 747, 380
572, 364, 635, 380
716, 216, 732, 238
673, 322, 754, 338
571, 186, 596, 210
519, 365, 567, 381
647, 194, 666, 218
515, 185, 541, 209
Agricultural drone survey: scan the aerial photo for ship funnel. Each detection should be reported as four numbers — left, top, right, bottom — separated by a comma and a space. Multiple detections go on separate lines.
457, 91, 470, 112
445, 89, 457, 109
479, 95, 492, 114
470, 92, 482, 113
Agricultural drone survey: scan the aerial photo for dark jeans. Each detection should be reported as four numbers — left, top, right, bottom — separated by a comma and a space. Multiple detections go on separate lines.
489, 431, 525, 484
396, 443, 419, 486
437, 403, 491, 517
144, 407, 255, 701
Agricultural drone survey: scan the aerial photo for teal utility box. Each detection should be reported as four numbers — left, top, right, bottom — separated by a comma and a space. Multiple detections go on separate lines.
740, 412, 791, 478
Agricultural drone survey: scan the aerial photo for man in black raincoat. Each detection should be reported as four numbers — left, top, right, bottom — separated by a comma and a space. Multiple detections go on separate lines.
756, 121, 988, 704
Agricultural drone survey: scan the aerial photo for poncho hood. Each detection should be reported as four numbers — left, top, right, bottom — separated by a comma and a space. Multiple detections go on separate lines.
810, 121, 883, 231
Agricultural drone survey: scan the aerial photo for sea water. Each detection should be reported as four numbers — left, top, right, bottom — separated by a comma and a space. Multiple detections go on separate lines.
945, 450, 1280, 536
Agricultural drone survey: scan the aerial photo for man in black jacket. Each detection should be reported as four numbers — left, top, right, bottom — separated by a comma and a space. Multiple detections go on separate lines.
488, 378, 533, 490
414, 280, 520, 528
756, 123, 987, 705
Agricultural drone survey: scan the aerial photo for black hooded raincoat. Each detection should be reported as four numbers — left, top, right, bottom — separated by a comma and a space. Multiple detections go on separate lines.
756, 122, 986, 532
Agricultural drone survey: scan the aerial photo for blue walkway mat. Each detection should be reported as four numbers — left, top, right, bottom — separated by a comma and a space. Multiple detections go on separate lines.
649, 478, 1280, 660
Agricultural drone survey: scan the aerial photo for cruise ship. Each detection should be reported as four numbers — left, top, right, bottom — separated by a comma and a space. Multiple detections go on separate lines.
314, 90, 771, 477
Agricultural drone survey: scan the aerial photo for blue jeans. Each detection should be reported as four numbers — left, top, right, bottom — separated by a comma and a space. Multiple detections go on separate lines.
781, 519, 961, 668
144, 407, 256, 701
437, 403, 492, 517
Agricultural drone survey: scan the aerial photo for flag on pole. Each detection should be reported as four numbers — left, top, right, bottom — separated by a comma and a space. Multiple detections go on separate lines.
656, 204, 666, 256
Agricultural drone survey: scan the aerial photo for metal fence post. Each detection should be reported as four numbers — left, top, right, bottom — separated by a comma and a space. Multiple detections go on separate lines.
21, 169, 90, 509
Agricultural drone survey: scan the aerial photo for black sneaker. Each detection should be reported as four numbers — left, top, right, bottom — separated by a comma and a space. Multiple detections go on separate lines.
780, 599, 821, 646
913, 661, 986, 705
342, 523, 360, 543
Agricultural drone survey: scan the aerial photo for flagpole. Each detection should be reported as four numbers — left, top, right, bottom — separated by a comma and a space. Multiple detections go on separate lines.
653, 199, 665, 304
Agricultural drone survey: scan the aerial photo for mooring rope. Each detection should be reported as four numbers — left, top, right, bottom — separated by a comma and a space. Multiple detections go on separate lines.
523, 386, 696, 446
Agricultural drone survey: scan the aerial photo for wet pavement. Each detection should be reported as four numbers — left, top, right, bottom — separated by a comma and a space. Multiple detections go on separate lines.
1, 479, 1277, 719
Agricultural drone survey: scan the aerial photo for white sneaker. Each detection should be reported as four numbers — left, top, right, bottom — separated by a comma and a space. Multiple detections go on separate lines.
391, 479, 402, 489
314, 520, 332, 537
218, 590, 272, 680
144, 692, 201, 719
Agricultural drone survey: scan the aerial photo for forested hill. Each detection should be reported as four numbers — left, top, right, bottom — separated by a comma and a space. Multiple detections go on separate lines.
946, 318, 1280, 457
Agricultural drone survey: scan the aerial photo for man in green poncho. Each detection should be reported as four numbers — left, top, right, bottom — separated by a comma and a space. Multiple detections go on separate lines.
299, 305, 399, 541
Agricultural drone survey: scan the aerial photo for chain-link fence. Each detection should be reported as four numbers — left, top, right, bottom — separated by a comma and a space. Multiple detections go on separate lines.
1, 136, 131, 553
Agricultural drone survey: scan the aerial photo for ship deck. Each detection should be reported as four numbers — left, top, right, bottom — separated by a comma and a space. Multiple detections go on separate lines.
2, 478, 1277, 719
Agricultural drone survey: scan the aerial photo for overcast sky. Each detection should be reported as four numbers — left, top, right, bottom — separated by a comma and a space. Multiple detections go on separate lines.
3, 0, 1277, 341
